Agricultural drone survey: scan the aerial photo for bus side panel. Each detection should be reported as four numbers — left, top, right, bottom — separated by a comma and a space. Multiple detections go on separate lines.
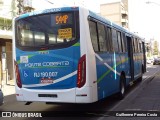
123, 53, 131, 86
96, 53, 114, 100
133, 54, 141, 79
96, 52, 128, 100
75, 8, 98, 103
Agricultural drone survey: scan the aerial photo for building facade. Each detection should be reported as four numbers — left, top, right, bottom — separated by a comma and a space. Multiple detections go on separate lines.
0, 0, 40, 86
100, 0, 129, 29
0, 0, 17, 85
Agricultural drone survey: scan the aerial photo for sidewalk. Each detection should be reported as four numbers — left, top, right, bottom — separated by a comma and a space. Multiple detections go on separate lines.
1, 80, 15, 96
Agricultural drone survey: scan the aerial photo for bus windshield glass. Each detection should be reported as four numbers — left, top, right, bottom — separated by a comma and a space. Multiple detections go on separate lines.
15, 11, 79, 50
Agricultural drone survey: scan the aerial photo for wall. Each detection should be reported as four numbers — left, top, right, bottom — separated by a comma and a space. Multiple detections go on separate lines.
0, 46, 1, 85
6, 42, 13, 80
0, 39, 13, 85
100, 2, 121, 25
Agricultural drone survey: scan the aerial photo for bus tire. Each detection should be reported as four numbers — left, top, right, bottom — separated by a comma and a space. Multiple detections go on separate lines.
138, 76, 142, 82
138, 66, 143, 82
142, 65, 144, 73
117, 75, 126, 100
138, 69, 143, 82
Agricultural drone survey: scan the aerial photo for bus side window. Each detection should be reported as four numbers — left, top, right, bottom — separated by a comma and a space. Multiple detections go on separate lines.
137, 39, 140, 53
97, 23, 107, 52
135, 38, 138, 53
134, 38, 138, 53
139, 42, 142, 52
141, 41, 143, 52
121, 32, 125, 52
132, 38, 135, 53
112, 29, 118, 52
89, 21, 99, 52
117, 31, 122, 53
106, 27, 113, 52
139, 40, 142, 53
136, 38, 139, 53
122, 33, 127, 52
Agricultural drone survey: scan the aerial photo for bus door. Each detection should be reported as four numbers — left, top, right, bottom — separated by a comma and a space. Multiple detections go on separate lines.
126, 36, 134, 82
142, 42, 146, 72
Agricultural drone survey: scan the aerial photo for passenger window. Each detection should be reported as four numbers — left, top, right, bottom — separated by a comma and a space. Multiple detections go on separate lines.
89, 21, 99, 52
132, 38, 135, 53
112, 29, 118, 52
137, 39, 140, 53
97, 23, 107, 52
106, 27, 113, 52
134, 38, 137, 53
117, 31, 122, 52
122, 33, 127, 52
139, 42, 142, 52
121, 33, 125, 52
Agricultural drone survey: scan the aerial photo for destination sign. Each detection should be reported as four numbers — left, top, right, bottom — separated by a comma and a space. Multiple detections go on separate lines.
56, 15, 68, 24
52, 13, 72, 26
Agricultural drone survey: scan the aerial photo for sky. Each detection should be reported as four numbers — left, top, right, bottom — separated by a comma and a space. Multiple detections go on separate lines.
128, 0, 160, 41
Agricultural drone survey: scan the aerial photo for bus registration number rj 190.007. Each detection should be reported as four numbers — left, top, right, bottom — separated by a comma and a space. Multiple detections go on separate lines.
34, 72, 58, 78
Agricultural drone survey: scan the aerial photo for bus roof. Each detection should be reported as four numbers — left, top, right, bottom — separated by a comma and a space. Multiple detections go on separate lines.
16, 7, 79, 20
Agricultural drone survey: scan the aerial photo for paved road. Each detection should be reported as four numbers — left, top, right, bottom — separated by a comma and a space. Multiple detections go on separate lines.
97, 64, 160, 120
0, 64, 160, 120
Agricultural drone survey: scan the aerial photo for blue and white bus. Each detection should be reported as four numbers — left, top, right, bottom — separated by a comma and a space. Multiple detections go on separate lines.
13, 7, 146, 104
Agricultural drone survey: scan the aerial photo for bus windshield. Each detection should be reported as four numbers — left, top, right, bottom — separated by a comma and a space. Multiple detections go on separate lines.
15, 11, 79, 51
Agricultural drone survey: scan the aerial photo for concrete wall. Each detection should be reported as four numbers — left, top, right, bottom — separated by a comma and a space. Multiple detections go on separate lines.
100, 3, 120, 15
100, 1, 129, 28
6, 42, 13, 80
0, 46, 2, 85
0, 39, 13, 85
100, 2, 121, 25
